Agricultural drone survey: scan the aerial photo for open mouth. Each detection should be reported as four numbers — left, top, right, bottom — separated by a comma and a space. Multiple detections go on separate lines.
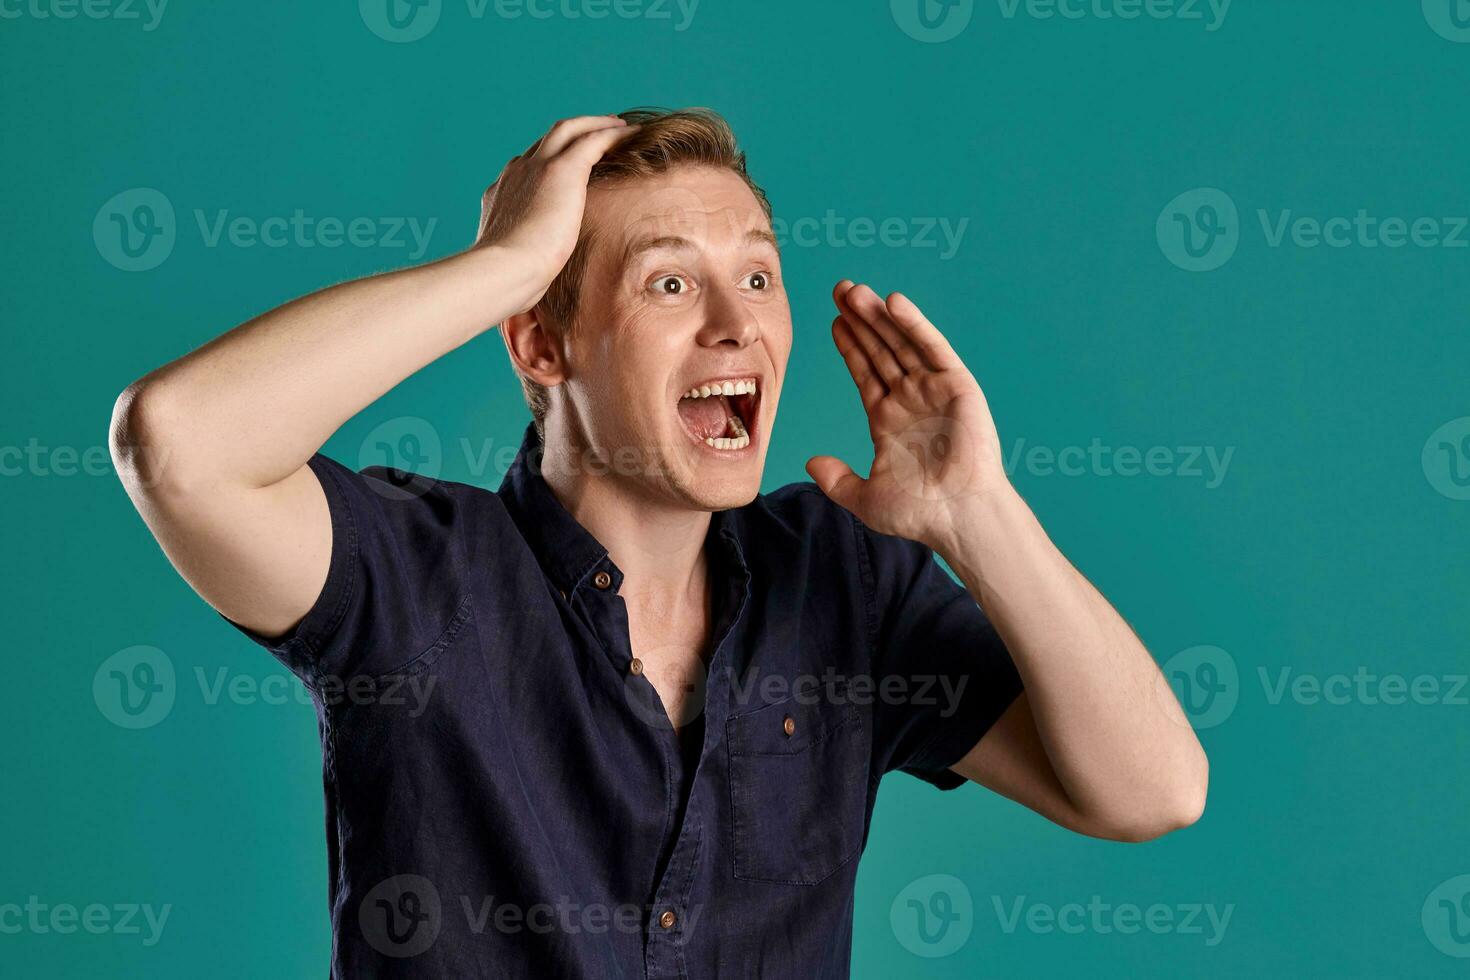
675, 377, 760, 452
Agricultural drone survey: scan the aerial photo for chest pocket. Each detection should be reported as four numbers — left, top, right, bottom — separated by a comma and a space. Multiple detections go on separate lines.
726, 694, 872, 885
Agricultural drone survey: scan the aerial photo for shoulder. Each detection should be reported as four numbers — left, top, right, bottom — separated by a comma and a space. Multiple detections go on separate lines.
308, 454, 517, 560
731, 482, 873, 583
735, 482, 936, 588
312, 455, 504, 513
739, 481, 858, 539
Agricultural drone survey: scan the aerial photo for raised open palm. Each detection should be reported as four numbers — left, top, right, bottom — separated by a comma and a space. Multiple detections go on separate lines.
806, 281, 1009, 547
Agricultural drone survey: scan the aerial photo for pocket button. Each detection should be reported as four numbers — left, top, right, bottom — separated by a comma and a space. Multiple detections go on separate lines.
782, 715, 796, 737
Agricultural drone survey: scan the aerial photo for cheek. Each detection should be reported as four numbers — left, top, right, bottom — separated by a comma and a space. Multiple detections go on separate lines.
763, 308, 794, 368
584, 308, 680, 428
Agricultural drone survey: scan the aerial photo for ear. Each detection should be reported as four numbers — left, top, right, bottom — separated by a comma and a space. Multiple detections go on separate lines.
499, 307, 567, 388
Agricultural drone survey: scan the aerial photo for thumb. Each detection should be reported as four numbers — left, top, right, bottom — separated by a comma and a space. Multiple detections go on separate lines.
805, 455, 866, 512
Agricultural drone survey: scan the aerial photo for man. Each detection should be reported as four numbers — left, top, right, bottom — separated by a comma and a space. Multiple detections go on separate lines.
110, 108, 1207, 978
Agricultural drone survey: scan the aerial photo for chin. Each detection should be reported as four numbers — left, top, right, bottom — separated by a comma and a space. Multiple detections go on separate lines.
666, 467, 763, 512
655, 439, 766, 511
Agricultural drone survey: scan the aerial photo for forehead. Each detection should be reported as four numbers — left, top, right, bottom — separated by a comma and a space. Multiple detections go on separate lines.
583, 165, 772, 256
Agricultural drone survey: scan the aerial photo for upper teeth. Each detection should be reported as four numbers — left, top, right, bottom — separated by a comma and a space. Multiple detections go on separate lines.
681, 378, 758, 400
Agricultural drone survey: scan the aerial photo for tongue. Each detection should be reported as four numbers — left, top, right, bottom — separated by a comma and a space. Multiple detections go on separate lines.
677, 394, 734, 441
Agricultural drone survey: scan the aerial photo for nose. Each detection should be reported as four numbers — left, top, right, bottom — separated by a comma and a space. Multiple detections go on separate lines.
694, 281, 760, 349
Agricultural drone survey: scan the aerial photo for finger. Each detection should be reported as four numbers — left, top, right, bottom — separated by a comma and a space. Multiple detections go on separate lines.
841, 283, 927, 373
832, 278, 859, 309
837, 301, 905, 387
535, 114, 628, 158
886, 291, 964, 370
805, 455, 866, 513
833, 317, 886, 412
560, 120, 642, 167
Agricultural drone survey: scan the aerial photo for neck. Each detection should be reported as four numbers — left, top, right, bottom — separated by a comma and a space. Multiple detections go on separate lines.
539, 428, 710, 601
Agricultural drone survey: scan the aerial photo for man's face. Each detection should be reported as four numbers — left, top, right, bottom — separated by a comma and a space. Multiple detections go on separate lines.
553, 165, 792, 511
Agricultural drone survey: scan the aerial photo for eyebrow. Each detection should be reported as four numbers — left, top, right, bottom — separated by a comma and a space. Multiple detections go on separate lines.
621, 228, 780, 267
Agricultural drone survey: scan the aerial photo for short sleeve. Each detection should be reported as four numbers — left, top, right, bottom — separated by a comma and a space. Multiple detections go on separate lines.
226, 454, 474, 686
857, 520, 1024, 790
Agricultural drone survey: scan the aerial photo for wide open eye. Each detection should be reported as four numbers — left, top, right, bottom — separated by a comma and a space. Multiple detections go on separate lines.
652, 275, 688, 295
747, 271, 769, 290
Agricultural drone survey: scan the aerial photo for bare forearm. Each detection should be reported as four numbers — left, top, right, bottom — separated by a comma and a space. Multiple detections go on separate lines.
933, 489, 1208, 830
114, 244, 536, 491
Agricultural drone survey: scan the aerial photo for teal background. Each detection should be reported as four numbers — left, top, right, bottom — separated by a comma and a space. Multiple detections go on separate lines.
3, 1, 1469, 975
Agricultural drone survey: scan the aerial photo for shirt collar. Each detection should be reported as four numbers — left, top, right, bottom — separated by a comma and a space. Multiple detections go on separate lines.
498, 424, 613, 595
497, 424, 751, 595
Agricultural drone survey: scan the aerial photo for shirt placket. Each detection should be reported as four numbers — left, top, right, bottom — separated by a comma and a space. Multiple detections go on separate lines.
644, 529, 751, 980
568, 553, 693, 977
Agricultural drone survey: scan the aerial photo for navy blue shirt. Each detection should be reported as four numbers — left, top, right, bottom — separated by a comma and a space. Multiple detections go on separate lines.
241, 426, 1022, 978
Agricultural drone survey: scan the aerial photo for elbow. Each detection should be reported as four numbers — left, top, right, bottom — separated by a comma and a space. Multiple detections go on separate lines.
109, 378, 193, 497
1123, 784, 1207, 843
1096, 759, 1209, 844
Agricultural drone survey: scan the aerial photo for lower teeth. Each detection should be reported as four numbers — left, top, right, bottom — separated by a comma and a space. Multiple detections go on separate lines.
705, 415, 750, 450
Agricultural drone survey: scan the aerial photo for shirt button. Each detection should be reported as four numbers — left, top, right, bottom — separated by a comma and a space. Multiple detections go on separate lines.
783, 715, 796, 737
659, 910, 677, 929
629, 658, 644, 676
593, 570, 613, 590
